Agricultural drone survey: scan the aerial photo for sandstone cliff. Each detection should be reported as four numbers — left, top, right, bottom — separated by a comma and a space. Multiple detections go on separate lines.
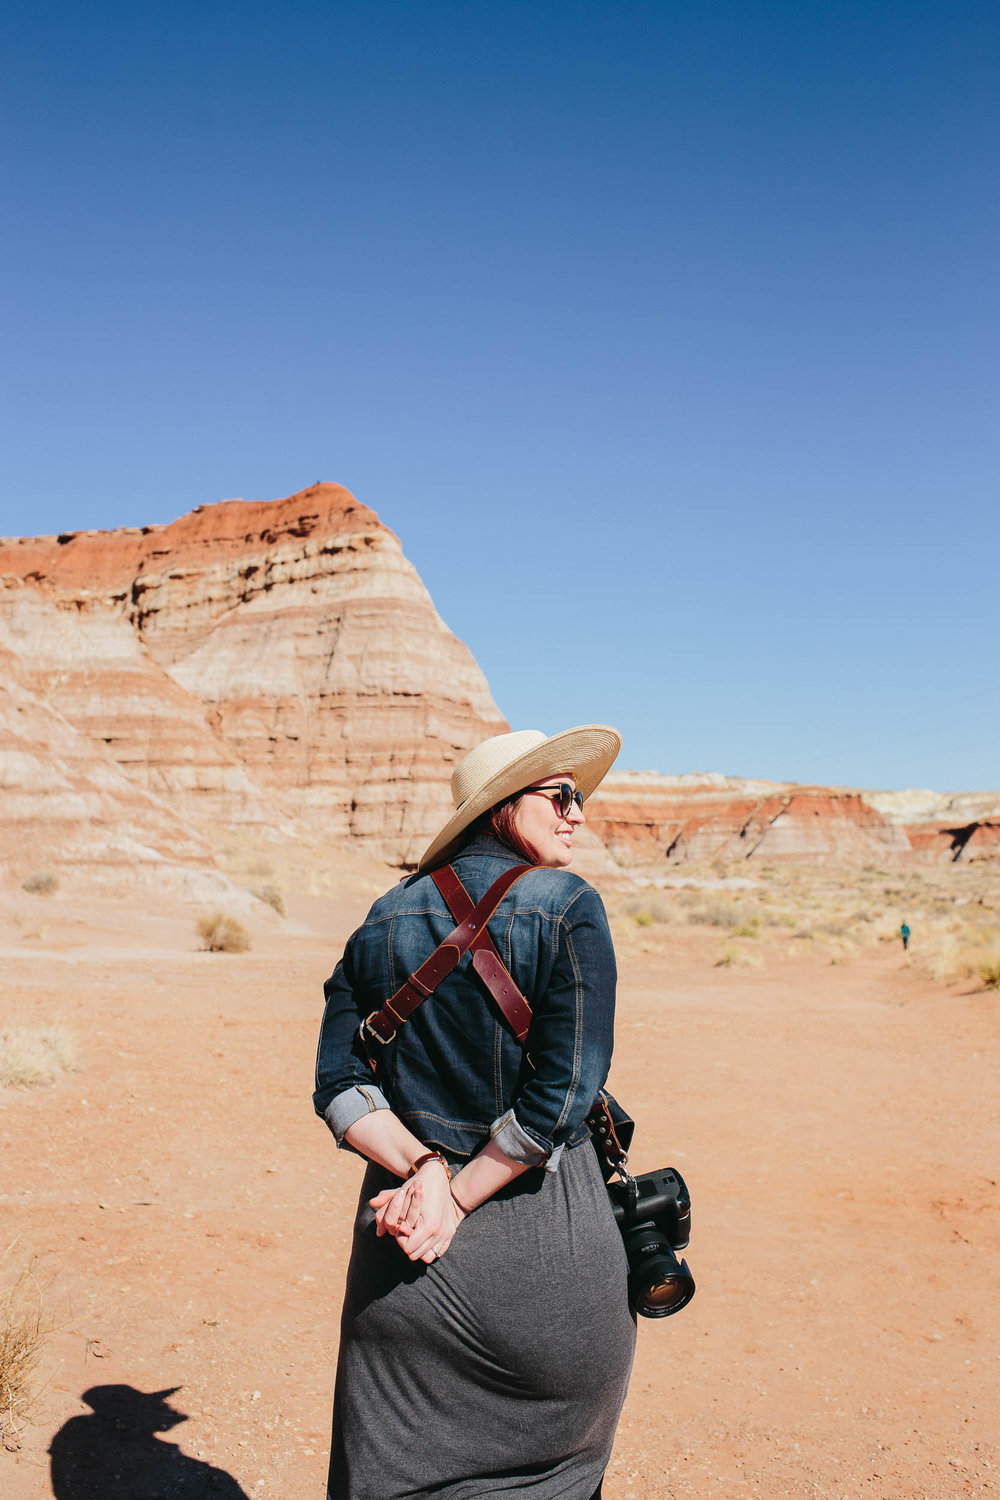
0, 640, 220, 886
2, 482, 996, 886
864, 789, 1000, 863
0, 483, 506, 878
585, 771, 1000, 868
586, 771, 913, 867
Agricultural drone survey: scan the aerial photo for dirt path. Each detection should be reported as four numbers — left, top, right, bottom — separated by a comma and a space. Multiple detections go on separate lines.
2, 888, 997, 1498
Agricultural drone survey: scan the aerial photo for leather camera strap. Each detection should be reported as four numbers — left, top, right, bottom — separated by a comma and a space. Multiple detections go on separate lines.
362, 861, 623, 1179
361, 862, 532, 1048
431, 865, 534, 1043
586, 1094, 630, 1173
432, 865, 624, 1172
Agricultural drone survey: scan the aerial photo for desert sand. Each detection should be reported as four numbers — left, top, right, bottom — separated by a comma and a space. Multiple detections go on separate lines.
1, 859, 997, 1500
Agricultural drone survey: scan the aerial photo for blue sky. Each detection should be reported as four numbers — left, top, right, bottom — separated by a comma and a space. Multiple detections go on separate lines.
2, 1, 997, 790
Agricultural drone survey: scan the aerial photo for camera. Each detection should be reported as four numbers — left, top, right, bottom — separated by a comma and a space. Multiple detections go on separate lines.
607, 1167, 695, 1318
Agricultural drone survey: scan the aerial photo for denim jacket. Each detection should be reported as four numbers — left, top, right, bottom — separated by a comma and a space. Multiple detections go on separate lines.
313, 833, 618, 1170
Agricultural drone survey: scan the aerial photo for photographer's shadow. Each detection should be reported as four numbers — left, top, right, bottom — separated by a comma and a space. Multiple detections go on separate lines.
49, 1384, 250, 1499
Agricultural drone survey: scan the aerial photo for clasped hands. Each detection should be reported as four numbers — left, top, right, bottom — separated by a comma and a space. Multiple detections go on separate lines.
370, 1161, 466, 1264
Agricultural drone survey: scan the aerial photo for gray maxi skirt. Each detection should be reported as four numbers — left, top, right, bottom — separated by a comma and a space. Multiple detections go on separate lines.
327, 1140, 637, 1500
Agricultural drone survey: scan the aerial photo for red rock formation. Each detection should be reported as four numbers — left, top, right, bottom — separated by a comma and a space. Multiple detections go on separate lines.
864, 790, 1000, 864
0, 579, 265, 828
0, 642, 214, 882
2, 483, 996, 879
902, 819, 1000, 862
587, 772, 912, 866
0, 484, 507, 869
959, 821, 1000, 860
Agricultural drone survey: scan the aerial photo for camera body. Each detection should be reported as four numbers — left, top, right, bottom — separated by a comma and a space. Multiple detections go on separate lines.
606, 1167, 695, 1318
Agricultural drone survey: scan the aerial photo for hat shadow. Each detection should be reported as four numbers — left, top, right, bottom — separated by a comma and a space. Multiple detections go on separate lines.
49, 1384, 251, 1499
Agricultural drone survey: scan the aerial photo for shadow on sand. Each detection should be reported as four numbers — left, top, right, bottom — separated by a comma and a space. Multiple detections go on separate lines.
49, 1384, 250, 1499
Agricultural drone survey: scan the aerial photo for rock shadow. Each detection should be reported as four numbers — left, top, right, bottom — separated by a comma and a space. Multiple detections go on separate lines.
49, 1384, 250, 1499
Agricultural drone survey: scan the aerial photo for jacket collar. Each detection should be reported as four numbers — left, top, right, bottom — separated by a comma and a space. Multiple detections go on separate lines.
453, 830, 533, 867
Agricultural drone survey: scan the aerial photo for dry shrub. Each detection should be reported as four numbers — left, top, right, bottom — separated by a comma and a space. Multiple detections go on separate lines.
825, 935, 859, 965
914, 931, 962, 982
608, 862, 998, 982
0, 1027, 76, 1090
909, 924, 1000, 987
682, 895, 742, 929
606, 893, 680, 931
20, 872, 58, 897
196, 911, 252, 953
714, 940, 760, 969
975, 955, 1000, 990
682, 895, 780, 933
629, 893, 678, 924
0, 1251, 52, 1447
253, 884, 286, 916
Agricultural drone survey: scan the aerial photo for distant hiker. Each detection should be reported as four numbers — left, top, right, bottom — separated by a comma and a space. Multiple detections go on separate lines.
900, 922, 911, 951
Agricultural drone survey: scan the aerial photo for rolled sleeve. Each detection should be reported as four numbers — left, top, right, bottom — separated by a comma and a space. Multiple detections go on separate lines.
490, 1108, 565, 1173
324, 1083, 392, 1146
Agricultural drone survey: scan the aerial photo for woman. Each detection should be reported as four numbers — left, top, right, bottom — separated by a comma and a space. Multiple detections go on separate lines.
314, 725, 636, 1499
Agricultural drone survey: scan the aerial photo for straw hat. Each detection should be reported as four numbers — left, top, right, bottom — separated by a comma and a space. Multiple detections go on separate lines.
82, 1385, 185, 1428
418, 724, 621, 870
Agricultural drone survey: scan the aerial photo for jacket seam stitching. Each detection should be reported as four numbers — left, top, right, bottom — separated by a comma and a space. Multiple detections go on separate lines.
400, 1109, 492, 1130
553, 925, 585, 1133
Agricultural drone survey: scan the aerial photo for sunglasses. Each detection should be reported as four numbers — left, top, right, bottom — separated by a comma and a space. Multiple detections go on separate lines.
523, 783, 584, 818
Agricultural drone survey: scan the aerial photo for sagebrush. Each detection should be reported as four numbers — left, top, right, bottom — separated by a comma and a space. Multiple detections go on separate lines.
714, 940, 760, 969
0, 1027, 76, 1090
196, 912, 252, 953
253, 884, 286, 916
976, 956, 1000, 990
0, 1252, 52, 1447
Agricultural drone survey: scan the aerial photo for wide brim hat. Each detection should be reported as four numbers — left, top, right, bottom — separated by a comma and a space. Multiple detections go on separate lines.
418, 724, 622, 870
82, 1385, 184, 1422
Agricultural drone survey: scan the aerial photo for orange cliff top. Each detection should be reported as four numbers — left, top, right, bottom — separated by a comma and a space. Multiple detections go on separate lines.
0, 483, 389, 595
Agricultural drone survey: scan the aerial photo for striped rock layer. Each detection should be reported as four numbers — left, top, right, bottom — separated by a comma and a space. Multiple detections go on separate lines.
2, 483, 996, 885
586, 773, 1000, 868
0, 483, 506, 879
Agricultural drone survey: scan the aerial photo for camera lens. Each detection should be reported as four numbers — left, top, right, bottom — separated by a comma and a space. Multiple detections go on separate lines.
623, 1227, 696, 1319
636, 1269, 694, 1317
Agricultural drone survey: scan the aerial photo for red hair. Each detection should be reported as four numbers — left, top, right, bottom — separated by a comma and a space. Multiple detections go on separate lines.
490, 794, 539, 864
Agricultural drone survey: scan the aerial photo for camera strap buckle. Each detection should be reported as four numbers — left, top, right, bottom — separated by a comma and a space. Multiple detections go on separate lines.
617, 1163, 639, 1216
